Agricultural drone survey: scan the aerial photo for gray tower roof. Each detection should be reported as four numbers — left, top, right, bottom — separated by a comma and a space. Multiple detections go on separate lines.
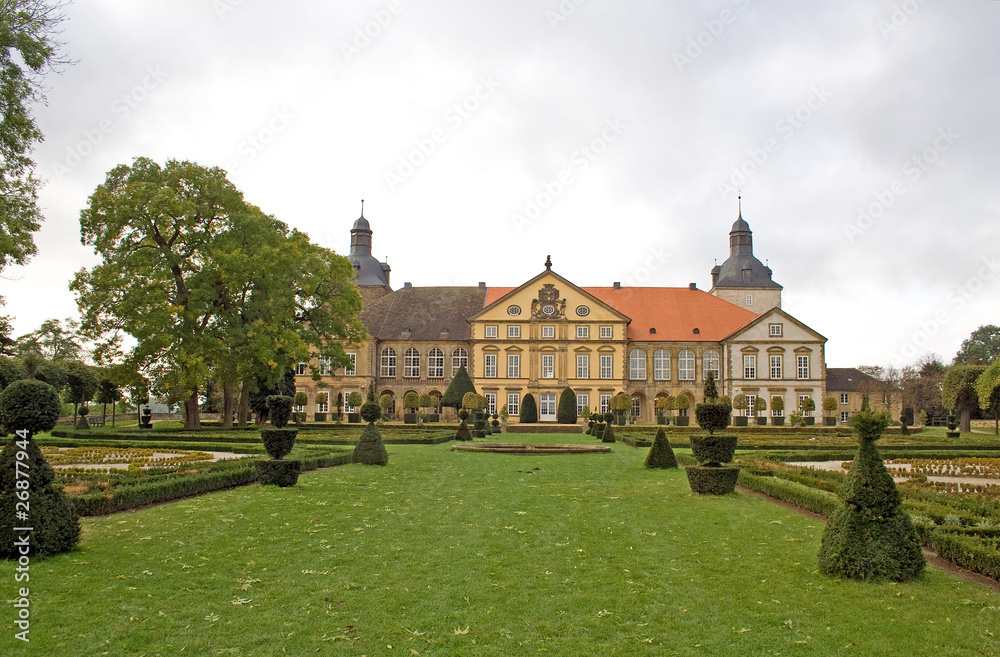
710, 211, 781, 289
348, 209, 391, 288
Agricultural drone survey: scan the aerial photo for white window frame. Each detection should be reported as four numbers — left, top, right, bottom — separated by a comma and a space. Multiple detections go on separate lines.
485, 325, 498, 338
678, 350, 695, 381
798, 395, 809, 411
403, 348, 420, 378
653, 349, 671, 381
702, 350, 720, 381
772, 396, 784, 417
632, 396, 642, 418
380, 348, 396, 378
797, 355, 809, 380
344, 353, 357, 377
744, 355, 757, 379
599, 393, 612, 414
507, 353, 520, 378
629, 349, 646, 380
484, 353, 497, 378
769, 323, 783, 337
484, 393, 496, 416
319, 357, 331, 376
508, 325, 520, 338
294, 362, 307, 375
600, 326, 613, 339
576, 354, 589, 379
452, 348, 468, 375
541, 354, 555, 379
427, 348, 444, 378
746, 294, 753, 306
576, 325, 589, 339
507, 393, 519, 416
542, 325, 555, 338
599, 354, 613, 379
840, 411, 850, 423
746, 394, 757, 418
577, 393, 589, 416
769, 354, 782, 380
344, 396, 356, 413
840, 393, 849, 405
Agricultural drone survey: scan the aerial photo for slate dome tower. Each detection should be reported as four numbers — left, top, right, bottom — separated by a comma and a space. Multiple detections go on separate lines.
709, 201, 782, 313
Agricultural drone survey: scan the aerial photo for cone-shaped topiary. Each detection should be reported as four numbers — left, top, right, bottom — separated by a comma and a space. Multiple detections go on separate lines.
455, 419, 472, 441
354, 422, 389, 465
0, 380, 80, 559
258, 394, 300, 485
818, 409, 925, 582
520, 393, 538, 423
557, 387, 577, 424
442, 365, 476, 409
602, 420, 616, 443
644, 427, 677, 468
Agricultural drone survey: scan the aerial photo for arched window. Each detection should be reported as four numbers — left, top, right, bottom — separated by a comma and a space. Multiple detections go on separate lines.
404, 348, 420, 378
678, 349, 695, 381
629, 349, 647, 380
702, 350, 720, 381
428, 348, 444, 378
452, 348, 468, 375
653, 350, 671, 380
380, 347, 396, 378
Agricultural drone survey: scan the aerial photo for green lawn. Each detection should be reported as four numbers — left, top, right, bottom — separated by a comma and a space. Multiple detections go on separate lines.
4, 434, 999, 656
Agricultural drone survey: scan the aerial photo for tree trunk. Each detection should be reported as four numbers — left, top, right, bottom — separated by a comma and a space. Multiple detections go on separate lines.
112, 399, 116, 427
237, 379, 250, 429
960, 405, 972, 433
222, 380, 234, 430
102, 402, 108, 425
184, 389, 201, 430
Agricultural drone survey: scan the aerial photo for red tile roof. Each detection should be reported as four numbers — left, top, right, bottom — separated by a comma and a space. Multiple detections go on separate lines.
484, 286, 758, 342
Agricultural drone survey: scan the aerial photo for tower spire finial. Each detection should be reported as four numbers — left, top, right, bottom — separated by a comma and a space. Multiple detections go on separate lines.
360, 198, 365, 217
738, 190, 742, 219
544, 255, 552, 270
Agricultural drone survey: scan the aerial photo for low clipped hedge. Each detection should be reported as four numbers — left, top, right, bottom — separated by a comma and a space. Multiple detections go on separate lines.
929, 531, 1000, 580
738, 470, 842, 517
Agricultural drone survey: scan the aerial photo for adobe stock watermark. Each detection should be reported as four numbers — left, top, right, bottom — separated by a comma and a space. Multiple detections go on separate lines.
621, 245, 671, 287
225, 107, 295, 177
383, 75, 499, 192
47, 66, 168, 180
887, 253, 999, 365
213, 0, 244, 19
673, 0, 752, 72
11, 429, 33, 642
717, 85, 832, 200
877, 0, 931, 40
340, 0, 404, 63
843, 127, 958, 242
545, 0, 588, 30
510, 117, 627, 234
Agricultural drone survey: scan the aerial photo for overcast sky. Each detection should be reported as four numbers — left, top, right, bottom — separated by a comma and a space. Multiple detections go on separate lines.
4, 0, 998, 368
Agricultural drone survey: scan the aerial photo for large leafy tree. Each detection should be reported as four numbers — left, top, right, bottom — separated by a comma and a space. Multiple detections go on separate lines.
975, 361, 1000, 435
0, 1, 67, 279
941, 364, 985, 432
14, 317, 83, 360
953, 325, 1000, 366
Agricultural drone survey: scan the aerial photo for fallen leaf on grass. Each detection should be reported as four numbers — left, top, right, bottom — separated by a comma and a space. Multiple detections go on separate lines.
453, 626, 470, 635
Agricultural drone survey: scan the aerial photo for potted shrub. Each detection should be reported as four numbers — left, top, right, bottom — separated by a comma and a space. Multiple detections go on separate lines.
402, 391, 419, 424
354, 386, 388, 465
499, 403, 509, 432
658, 395, 674, 426
802, 397, 816, 425
771, 396, 785, 426
754, 397, 767, 425
334, 392, 344, 422
610, 392, 630, 426
463, 392, 487, 437
823, 396, 837, 426
378, 393, 394, 422
256, 395, 300, 487
426, 395, 440, 422
731, 394, 748, 427
674, 394, 690, 426
293, 391, 308, 426
347, 392, 363, 423
687, 372, 738, 495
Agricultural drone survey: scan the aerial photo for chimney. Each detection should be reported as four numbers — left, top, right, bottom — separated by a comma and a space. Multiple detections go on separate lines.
478, 282, 486, 291
689, 282, 697, 290
404, 282, 412, 290
613, 282, 621, 290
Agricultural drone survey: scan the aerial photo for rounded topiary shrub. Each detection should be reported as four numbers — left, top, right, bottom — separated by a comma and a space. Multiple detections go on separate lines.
455, 419, 472, 441
354, 422, 389, 466
694, 402, 731, 436
360, 400, 381, 424
685, 466, 740, 495
266, 395, 294, 428
0, 379, 62, 435
818, 410, 925, 581
255, 459, 301, 487
689, 435, 737, 467
645, 427, 677, 469
260, 428, 297, 459
602, 421, 616, 443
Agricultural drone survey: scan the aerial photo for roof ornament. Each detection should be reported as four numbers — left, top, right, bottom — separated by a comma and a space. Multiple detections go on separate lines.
544, 255, 552, 270
360, 198, 365, 218
738, 191, 742, 219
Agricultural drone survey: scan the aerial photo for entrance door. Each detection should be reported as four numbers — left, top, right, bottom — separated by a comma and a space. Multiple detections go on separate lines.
539, 393, 557, 422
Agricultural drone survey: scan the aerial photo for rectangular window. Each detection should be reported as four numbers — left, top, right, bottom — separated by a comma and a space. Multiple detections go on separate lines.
345, 353, 357, 377
796, 355, 809, 379
769, 355, 782, 379
631, 396, 641, 418
629, 351, 646, 380
294, 362, 307, 375
599, 393, 612, 414
541, 354, 554, 379
576, 354, 589, 379
746, 394, 757, 418
600, 326, 613, 339
600, 354, 613, 379
840, 393, 849, 404
799, 395, 809, 411
485, 393, 496, 416
577, 393, 589, 416
381, 350, 397, 378
576, 325, 589, 339
507, 393, 519, 416
744, 355, 756, 379
746, 294, 753, 306
840, 411, 849, 424
319, 358, 331, 376
653, 350, 670, 380
678, 351, 695, 381
484, 354, 497, 378
769, 323, 782, 336
542, 325, 555, 338
452, 348, 468, 375
404, 351, 420, 378
508, 325, 520, 338
772, 396, 783, 417
344, 396, 356, 413
485, 325, 498, 338
428, 351, 444, 378
317, 393, 329, 413
294, 403, 305, 413
507, 354, 520, 378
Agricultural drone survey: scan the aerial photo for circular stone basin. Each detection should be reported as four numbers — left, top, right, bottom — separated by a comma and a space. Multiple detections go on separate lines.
451, 443, 610, 454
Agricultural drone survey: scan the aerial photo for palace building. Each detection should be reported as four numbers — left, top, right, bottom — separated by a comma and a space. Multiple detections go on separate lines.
294, 208, 828, 423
